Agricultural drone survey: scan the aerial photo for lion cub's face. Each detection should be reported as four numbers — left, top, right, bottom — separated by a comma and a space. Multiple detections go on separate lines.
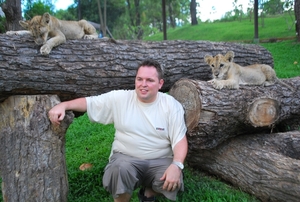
204, 51, 235, 80
19, 13, 51, 45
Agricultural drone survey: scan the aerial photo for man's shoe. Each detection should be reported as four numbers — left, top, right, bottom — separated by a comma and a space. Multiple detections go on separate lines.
138, 188, 156, 202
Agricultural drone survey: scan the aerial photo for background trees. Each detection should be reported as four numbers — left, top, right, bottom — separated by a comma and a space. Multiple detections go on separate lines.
0, 0, 299, 40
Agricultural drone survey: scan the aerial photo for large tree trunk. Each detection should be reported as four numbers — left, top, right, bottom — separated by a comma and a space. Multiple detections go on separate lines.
169, 78, 300, 201
0, 95, 74, 202
0, 34, 273, 103
188, 131, 300, 202
295, 0, 300, 42
190, 0, 198, 25
1, 0, 22, 31
169, 78, 300, 149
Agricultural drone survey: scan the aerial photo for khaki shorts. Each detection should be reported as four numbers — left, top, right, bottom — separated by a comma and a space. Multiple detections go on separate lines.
102, 152, 184, 201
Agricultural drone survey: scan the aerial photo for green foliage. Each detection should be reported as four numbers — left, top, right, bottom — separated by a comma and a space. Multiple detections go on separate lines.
23, 0, 55, 19
112, 0, 190, 40
54, 9, 76, 20
263, 0, 284, 15
64, 114, 259, 202
0, 17, 6, 33
261, 41, 300, 78
0, 13, 299, 202
66, 113, 115, 201
145, 13, 295, 41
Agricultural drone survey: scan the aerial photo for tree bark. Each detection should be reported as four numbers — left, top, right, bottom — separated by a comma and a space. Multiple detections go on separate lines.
0, 95, 74, 202
1, 0, 22, 31
170, 78, 300, 201
187, 131, 300, 202
169, 78, 300, 149
0, 34, 273, 103
295, 0, 300, 42
190, 0, 198, 25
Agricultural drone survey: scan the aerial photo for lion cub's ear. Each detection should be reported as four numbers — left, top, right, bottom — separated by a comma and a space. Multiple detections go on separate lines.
42, 12, 51, 24
19, 20, 29, 29
204, 55, 213, 64
225, 51, 235, 62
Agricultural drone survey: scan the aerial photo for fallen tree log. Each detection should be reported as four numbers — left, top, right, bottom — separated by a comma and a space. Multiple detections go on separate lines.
169, 77, 300, 149
187, 131, 300, 202
169, 78, 300, 201
0, 95, 74, 202
0, 34, 273, 102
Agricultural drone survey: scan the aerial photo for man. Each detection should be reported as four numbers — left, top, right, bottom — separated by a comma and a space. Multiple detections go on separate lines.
48, 59, 188, 202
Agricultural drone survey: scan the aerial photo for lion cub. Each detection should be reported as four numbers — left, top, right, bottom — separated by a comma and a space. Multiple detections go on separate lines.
6, 12, 98, 55
204, 51, 294, 91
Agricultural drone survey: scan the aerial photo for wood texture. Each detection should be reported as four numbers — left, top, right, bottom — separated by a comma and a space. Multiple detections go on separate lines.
169, 78, 300, 201
0, 34, 273, 102
187, 131, 300, 202
169, 77, 300, 149
0, 95, 74, 202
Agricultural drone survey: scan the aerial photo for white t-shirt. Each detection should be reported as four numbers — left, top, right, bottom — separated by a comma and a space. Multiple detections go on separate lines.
86, 90, 187, 160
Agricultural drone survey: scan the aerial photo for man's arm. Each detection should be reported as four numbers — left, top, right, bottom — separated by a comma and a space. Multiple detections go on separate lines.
173, 135, 188, 165
48, 97, 87, 125
160, 135, 188, 191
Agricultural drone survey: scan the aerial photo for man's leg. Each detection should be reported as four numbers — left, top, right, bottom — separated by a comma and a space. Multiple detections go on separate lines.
142, 158, 184, 201
103, 153, 147, 200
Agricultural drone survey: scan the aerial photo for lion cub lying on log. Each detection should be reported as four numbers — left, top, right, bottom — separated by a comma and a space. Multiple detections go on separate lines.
204, 51, 294, 91
6, 12, 98, 55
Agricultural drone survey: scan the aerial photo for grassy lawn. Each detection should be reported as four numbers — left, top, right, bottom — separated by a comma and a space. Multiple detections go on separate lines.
65, 114, 259, 202
1, 13, 299, 202
260, 40, 300, 78
64, 14, 299, 202
144, 13, 296, 42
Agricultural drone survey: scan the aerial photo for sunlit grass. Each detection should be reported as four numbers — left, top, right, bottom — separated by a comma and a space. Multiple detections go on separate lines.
261, 40, 300, 78
145, 14, 295, 42
1, 13, 299, 202
65, 114, 259, 202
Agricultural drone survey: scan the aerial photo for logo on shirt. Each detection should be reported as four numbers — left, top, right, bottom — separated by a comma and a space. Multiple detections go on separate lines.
156, 127, 165, 131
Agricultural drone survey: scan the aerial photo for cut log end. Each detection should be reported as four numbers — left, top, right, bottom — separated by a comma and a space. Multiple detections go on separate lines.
169, 79, 201, 131
248, 98, 280, 127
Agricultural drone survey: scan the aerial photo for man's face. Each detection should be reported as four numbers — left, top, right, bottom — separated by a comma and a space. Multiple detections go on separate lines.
135, 66, 164, 103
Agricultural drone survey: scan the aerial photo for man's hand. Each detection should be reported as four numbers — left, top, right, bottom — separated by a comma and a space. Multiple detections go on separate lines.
48, 104, 66, 125
48, 98, 87, 125
160, 164, 182, 191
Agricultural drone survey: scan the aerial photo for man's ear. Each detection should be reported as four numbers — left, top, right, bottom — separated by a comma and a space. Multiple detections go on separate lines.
159, 79, 164, 89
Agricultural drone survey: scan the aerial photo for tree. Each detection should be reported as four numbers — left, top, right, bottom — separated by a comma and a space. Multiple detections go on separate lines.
263, 0, 284, 14
73, 0, 123, 38
126, 0, 143, 39
190, 0, 198, 25
97, 0, 107, 37
295, 0, 300, 41
0, 34, 273, 102
1, 0, 22, 31
23, 0, 54, 19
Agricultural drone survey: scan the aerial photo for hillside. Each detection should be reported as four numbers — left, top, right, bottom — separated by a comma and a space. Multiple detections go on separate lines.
144, 13, 296, 42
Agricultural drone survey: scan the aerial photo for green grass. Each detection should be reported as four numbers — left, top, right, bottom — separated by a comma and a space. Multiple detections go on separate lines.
260, 40, 300, 78
64, 14, 300, 201
145, 13, 296, 42
65, 114, 258, 202
1, 13, 300, 202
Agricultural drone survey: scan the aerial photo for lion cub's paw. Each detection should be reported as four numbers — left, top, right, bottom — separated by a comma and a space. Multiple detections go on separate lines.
6, 31, 18, 35
83, 35, 98, 40
40, 44, 52, 55
212, 81, 224, 90
207, 79, 216, 84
